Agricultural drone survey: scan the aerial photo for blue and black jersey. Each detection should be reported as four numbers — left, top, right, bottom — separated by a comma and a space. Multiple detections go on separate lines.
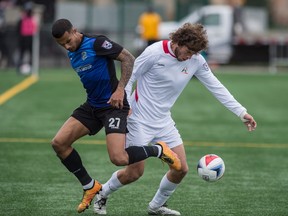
67, 34, 125, 108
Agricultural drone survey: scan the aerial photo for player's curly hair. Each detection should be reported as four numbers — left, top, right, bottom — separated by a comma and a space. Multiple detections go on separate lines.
169, 23, 208, 53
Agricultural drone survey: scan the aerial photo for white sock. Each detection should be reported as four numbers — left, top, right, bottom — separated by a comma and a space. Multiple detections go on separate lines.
149, 174, 178, 209
101, 171, 123, 198
83, 179, 94, 190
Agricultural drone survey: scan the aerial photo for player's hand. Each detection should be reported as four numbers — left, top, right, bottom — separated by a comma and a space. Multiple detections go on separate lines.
242, 113, 257, 132
107, 87, 124, 109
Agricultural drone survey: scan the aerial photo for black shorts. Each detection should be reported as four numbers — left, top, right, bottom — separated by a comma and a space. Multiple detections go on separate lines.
71, 102, 129, 135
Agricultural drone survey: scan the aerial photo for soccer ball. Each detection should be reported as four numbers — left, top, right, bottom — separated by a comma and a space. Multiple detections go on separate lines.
197, 154, 225, 182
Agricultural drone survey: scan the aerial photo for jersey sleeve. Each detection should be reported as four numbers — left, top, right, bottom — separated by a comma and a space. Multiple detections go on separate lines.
125, 47, 156, 104
93, 35, 123, 59
194, 54, 246, 116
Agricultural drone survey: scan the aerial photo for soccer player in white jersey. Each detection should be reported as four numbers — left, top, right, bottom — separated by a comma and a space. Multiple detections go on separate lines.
94, 23, 257, 215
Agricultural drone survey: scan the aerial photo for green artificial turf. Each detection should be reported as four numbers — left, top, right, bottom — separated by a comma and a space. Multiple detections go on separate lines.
0, 68, 287, 215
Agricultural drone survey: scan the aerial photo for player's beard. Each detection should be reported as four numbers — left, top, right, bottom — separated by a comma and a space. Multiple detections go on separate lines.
174, 47, 185, 62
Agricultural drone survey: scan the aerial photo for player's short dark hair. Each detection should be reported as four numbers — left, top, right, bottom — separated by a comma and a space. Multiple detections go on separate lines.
51, 19, 73, 38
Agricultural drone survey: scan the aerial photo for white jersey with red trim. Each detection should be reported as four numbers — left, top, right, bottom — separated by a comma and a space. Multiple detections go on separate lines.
125, 40, 246, 124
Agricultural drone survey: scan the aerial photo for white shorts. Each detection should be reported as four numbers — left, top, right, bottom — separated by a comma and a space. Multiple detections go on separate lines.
126, 117, 183, 149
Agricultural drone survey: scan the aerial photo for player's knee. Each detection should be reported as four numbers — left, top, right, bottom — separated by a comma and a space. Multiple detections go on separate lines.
110, 154, 129, 166
181, 165, 189, 177
51, 138, 65, 154
172, 164, 189, 178
51, 138, 59, 150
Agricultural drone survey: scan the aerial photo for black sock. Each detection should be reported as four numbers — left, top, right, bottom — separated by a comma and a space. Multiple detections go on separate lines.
125, 146, 159, 164
61, 148, 92, 186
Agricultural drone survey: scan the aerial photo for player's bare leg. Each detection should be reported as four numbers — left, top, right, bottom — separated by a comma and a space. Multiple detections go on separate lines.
148, 144, 188, 215
51, 117, 101, 213
94, 144, 185, 215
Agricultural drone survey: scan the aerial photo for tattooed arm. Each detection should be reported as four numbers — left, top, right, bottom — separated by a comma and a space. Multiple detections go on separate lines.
116, 48, 135, 89
108, 48, 135, 109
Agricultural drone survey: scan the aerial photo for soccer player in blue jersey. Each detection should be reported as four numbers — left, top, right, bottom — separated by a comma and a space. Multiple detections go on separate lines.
51, 19, 181, 213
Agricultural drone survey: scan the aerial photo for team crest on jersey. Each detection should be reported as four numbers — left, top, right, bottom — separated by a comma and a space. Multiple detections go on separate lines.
81, 52, 87, 60
102, 40, 112, 49
181, 67, 188, 74
203, 62, 209, 71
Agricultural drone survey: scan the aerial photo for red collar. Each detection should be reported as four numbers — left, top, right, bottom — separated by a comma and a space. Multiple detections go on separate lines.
162, 40, 176, 58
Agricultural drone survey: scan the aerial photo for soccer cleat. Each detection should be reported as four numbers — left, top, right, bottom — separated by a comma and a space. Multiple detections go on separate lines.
93, 192, 108, 215
156, 141, 181, 171
148, 204, 181, 215
77, 180, 102, 213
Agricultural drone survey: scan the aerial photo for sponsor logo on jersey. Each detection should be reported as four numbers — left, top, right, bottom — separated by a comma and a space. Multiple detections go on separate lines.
156, 63, 165, 67
75, 64, 92, 73
181, 67, 188, 74
81, 51, 87, 60
101, 40, 112, 49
